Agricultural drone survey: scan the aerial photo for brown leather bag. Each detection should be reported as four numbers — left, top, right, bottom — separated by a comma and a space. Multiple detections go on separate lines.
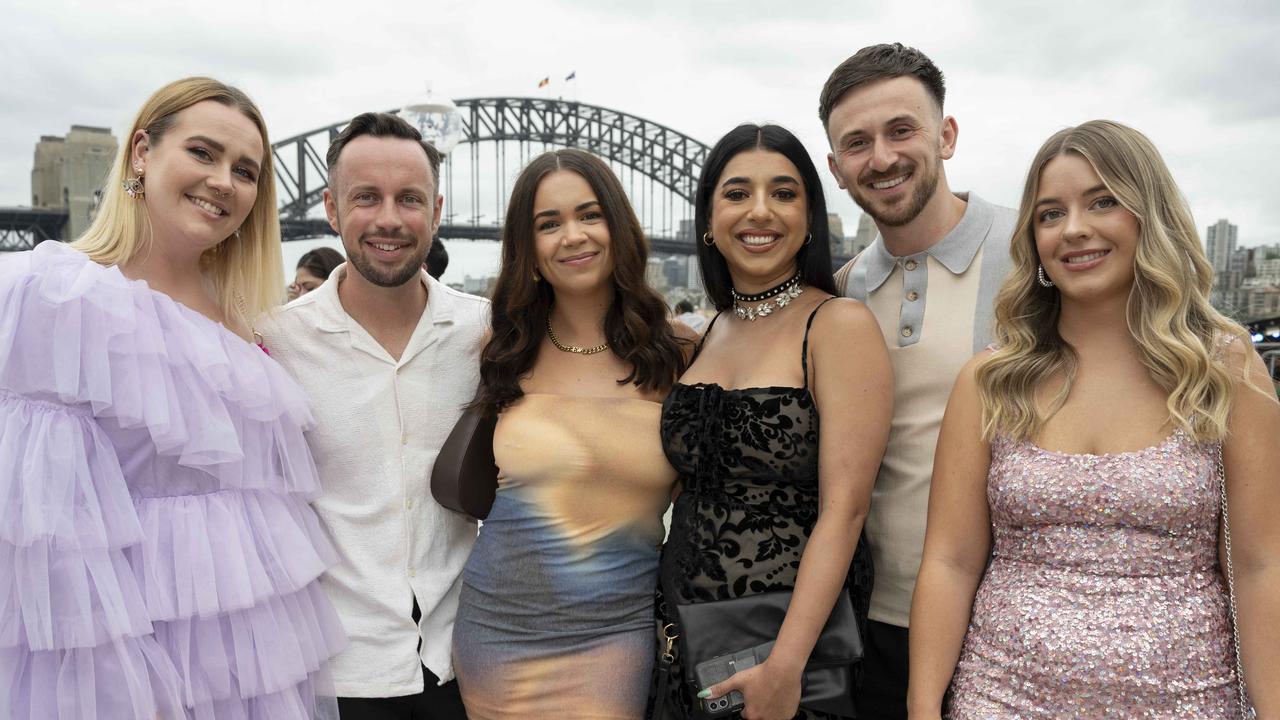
430, 407, 498, 519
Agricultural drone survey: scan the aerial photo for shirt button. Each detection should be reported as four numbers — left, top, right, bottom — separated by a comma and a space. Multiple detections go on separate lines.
408, 567, 416, 578
906, 290, 919, 302
901, 326, 914, 338
401, 433, 409, 445
406, 498, 415, 510
904, 259, 918, 271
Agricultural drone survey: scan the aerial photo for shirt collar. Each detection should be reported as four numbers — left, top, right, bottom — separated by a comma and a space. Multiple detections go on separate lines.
861, 192, 995, 293
308, 263, 451, 333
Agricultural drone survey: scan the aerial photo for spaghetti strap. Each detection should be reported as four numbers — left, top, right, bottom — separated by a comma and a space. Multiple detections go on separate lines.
802, 298, 837, 390
689, 311, 725, 365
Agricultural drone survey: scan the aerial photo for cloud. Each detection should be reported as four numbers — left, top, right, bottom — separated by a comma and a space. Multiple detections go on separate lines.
2, 0, 1278, 245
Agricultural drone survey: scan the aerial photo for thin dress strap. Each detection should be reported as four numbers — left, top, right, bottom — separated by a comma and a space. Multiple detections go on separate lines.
689, 311, 726, 365
802, 298, 837, 390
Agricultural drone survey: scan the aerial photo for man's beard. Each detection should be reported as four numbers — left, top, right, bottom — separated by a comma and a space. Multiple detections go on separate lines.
347, 232, 430, 288
851, 159, 939, 228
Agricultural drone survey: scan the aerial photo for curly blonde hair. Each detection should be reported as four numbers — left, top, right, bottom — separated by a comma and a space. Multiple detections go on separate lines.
72, 77, 283, 323
977, 120, 1243, 442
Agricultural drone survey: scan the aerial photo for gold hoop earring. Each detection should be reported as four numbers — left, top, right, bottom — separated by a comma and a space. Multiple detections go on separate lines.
803, 233, 813, 246
702, 231, 714, 246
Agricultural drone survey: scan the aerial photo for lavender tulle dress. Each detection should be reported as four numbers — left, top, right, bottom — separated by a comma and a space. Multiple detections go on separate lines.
947, 430, 1240, 718
0, 242, 346, 719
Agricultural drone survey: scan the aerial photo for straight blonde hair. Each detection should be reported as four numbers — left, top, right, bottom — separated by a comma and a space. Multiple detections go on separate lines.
72, 77, 284, 323
977, 120, 1242, 443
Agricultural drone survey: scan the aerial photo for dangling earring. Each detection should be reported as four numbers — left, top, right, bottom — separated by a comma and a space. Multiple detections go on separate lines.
123, 165, 144, 199
702, 231, 714, 246
803, 233, 813, 246
1037, 265, 1055, 288
233, 228, 242, 240
532, 271, 541, 283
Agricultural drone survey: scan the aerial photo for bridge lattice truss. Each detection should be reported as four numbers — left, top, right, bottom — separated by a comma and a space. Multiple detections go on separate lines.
272, 97, 710, 250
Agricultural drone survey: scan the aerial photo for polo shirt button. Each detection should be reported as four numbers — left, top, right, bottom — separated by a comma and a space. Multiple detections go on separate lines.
406, 498, 415, 509
906, 290, 919, 302
401, 433, 409, 445
901, 326, 914, 338
904, 259, 918, 271
409, 567, 416, 578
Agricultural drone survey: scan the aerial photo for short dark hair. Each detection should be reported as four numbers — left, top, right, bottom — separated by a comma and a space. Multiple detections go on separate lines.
818, 43, 946, 130
695, 124, 837, 311
425, 236, 448, 279
326, 112, 442, 189
675, 300, 694, 314
296, 246, 345, 280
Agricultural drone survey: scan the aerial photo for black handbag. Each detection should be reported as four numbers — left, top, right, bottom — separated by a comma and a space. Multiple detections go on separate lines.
672, 588, 863, 717
429, 407, 498, 519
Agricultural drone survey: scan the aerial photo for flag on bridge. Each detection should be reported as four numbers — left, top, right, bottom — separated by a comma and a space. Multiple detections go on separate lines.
537, 76, 550, 88
565, 71, 576, 81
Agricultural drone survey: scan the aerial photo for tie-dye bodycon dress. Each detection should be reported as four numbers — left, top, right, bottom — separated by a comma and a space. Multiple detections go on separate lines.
452, 393, 674, 720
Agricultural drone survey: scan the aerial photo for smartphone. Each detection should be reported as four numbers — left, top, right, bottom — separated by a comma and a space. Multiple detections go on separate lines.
693, 647, 758, 717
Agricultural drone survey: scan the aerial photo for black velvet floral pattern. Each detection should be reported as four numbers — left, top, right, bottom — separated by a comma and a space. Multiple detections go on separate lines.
650, 303, 872, 720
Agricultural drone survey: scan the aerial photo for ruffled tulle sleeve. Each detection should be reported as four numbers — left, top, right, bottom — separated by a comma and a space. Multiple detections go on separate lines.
0, 382, 188, 718
0, 243, 344, 719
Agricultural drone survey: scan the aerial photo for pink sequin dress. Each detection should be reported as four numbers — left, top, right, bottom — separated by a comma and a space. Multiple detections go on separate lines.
947, 430, 1240, 718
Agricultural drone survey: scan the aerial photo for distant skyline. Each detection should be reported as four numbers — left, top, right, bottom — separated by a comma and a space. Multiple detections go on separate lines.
3, 0, 1278, 247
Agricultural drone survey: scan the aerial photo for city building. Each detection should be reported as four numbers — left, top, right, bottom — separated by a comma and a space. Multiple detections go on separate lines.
853, 213, 876, 257
647, 256, 667, 291
31, 126, 117, 239
1206, 218, 1238, 272
1206, 218, 1238, 309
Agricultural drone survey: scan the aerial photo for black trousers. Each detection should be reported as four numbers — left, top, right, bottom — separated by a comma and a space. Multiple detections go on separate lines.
856, 620, 909, 720
337, 597, 468, 719
337, 668, 468, 720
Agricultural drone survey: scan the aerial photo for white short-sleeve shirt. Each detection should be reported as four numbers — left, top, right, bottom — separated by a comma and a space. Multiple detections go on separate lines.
258, 265, 489, 697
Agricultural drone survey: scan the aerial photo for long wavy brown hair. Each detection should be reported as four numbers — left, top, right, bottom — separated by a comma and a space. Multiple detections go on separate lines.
475, 149, 688, 413
977, 120, 1243, 442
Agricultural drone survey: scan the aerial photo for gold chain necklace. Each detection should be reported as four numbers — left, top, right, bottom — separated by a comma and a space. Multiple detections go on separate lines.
546, 318, 610, 355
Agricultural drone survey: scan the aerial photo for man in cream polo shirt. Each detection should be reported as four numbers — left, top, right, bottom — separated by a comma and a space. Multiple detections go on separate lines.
819, 44, 1014, 718
260, 112, 486, 719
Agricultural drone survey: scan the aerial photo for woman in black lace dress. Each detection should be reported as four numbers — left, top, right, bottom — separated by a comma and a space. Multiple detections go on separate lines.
652, 124, 892, 720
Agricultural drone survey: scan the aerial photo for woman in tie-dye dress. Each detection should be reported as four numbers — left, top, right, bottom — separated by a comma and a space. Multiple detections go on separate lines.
451, 149, 694, 720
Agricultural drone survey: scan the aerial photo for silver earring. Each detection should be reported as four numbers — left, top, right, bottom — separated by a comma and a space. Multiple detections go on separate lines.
1037, 265, 1055, 288
233, 228, 242, 239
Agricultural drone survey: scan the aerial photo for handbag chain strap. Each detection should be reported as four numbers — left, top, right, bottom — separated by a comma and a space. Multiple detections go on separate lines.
1218, 445, 1256, 719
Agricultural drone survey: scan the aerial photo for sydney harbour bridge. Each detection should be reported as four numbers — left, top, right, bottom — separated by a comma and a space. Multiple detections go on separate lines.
1, 96, 853, 264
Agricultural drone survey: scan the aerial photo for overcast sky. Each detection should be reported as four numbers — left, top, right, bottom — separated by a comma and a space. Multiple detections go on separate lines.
4, 0, 1278, 247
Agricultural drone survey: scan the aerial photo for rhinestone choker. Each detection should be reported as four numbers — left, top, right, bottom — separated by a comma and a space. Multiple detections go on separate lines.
731, 273, 804, 321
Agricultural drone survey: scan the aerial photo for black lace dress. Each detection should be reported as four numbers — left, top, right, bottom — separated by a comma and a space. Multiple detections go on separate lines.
651, 301, 872, 720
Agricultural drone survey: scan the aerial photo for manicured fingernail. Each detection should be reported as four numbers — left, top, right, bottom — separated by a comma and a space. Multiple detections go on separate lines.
696, 689, 711, 699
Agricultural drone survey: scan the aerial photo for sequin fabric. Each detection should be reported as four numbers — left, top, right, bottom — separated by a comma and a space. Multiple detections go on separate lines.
948, 429, 1240, 719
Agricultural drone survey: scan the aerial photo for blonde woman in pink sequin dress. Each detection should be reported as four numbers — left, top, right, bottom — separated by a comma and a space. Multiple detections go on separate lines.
907, 121, 1280, 719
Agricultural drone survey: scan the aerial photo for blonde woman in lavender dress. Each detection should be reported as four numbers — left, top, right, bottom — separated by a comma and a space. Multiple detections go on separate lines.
908, 121, 1280, 719
0, 78, 343, 719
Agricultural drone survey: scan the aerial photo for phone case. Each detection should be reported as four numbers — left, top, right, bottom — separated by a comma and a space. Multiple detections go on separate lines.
693, 647, 758, 716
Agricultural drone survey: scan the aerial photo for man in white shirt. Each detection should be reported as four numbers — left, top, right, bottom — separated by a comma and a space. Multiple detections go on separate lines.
259, 112, 487, 720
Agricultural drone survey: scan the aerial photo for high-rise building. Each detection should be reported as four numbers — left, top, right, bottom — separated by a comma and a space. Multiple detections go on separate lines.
853, 213, 876, 256
31, 125, 117, 239
1206, 218, 1239, 309
1206, 219, 1238, 271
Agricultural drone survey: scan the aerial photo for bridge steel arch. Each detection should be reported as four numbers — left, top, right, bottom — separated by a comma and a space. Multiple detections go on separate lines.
271, 97, 710, 233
